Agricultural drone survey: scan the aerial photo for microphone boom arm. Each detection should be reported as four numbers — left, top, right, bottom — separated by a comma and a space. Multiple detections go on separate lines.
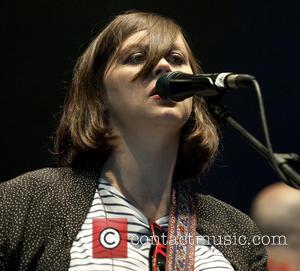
208, 96, 300, 189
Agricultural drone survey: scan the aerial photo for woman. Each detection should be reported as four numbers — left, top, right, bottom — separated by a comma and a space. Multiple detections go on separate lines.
0, 11, 267, 271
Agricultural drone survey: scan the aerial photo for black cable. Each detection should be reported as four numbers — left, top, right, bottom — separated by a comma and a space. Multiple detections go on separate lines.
251, 79, 288, 182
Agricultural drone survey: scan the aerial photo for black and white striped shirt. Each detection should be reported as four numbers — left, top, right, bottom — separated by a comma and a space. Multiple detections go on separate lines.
69, 178, 234, 271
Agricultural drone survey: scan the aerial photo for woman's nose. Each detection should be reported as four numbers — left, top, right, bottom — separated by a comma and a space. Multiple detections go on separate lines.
152, 58, 172, 77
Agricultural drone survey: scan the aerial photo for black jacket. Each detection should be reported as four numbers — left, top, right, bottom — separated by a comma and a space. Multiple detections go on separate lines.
0, 167, 267, 270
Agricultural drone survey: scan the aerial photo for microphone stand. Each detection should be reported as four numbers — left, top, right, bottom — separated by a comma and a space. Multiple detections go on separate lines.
207, 96, 300, 189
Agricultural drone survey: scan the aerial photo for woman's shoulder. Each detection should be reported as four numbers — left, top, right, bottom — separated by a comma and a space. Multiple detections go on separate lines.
194, 193, 268, 270
0, 165, 99, 242
0, 167, 72, 196
2, 167, 71, 182
194, 193, 256, 228
0, 167, 79, 269
0, 168, 72, 213
0, 166, 99, 214
196, 193, 248, 218
1, 165, 99, 191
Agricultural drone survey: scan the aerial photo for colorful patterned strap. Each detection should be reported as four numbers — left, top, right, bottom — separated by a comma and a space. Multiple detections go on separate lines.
166, 182, 197, 271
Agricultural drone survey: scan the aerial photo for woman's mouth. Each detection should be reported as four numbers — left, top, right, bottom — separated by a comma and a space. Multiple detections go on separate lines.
149, 88, 162, 99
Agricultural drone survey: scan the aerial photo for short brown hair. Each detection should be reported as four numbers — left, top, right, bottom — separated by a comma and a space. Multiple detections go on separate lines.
53, 10, 219, 180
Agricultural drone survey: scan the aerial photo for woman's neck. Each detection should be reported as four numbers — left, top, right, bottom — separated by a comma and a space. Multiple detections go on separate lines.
100, 132, 179, 220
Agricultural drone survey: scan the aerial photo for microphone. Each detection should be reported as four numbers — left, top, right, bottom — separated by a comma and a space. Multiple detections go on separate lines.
155, 71, 255, 101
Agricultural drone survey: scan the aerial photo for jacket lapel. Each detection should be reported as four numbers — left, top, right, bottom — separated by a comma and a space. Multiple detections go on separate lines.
63, 165, 101, 244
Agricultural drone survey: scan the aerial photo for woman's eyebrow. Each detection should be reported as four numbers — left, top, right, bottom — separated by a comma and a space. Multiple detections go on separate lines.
170, 43, 187, 53
119, 43, 147, 54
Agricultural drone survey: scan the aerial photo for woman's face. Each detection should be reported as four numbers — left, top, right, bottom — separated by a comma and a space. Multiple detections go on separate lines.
103, 30, 193, 135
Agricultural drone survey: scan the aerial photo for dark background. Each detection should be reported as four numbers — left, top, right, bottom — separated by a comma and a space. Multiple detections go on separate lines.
1, 0, 299, 214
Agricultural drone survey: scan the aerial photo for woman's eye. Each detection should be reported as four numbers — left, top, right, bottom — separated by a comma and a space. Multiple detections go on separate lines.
124, 52, 145, 65
167, 53, 186, 65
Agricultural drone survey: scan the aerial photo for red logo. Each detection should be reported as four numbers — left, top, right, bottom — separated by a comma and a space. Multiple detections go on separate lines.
93, 218, 128, 258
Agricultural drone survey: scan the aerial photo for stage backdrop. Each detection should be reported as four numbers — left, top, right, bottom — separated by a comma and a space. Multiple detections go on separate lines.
1, 0, 299, 214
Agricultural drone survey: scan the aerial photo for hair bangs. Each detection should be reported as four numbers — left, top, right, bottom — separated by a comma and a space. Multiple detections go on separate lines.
134, 16, 182, 79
